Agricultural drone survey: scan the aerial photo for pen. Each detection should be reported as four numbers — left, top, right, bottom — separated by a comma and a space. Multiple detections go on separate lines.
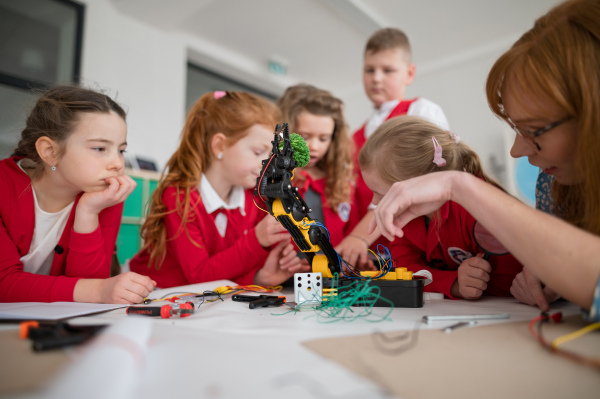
422, 313, 509, 324
444, 320, 477, 333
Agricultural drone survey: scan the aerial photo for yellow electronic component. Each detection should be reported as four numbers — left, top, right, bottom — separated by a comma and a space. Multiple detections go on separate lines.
360, 271, 380, 278
381, 272, 398, 281
355, 267, 413, 281
312, 255, 333, 278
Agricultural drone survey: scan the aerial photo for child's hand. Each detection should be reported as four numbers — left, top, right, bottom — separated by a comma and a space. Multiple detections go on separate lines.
254, 241, 297, 286
80, 175, 137, 213
97, 272, 157, 304
74, 176, 137, 234
510, 267, 560, 311
278, 242, 299, 269
279, 243, 312, 274
255, 214, 291, 248
451, 253, 491, 300
335, 237, 376, 271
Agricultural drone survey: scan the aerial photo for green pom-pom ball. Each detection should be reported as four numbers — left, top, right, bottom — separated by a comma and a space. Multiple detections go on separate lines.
279, 133, 310, 168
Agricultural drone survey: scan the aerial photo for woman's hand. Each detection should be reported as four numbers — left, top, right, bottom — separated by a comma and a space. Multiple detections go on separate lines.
74, 175, 137, 234
254, 214, 291, 248
510, 267, 561, 311
368, 172, 454, 241
451, 253, 491, 300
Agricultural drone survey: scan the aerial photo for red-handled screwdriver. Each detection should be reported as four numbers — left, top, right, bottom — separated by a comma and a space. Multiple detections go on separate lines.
126, 302, 195, 319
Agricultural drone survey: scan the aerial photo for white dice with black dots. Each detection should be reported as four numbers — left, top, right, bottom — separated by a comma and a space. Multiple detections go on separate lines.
294, 272, 323, 306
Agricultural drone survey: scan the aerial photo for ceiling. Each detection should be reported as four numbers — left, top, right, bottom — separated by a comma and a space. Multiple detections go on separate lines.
110, 0, 561, 97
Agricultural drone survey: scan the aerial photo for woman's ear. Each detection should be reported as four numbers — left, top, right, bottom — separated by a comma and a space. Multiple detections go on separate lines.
35, 137, 58, 167
210, 133, 227, 160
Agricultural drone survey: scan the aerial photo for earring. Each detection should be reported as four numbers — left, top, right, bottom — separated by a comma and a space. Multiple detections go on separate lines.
217, 153, 223, 160
51, 165, 56, 171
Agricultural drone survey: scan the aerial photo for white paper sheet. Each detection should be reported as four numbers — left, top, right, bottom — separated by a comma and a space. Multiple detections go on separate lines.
0, 302, 127, 320
45, 317, 152, 399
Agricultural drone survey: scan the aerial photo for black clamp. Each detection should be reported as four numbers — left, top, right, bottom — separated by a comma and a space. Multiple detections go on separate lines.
231, 294, 286, 309
20, 321, 106, 351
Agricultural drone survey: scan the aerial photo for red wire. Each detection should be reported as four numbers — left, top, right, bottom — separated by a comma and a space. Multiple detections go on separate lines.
253, 154, 275, 213
257, 154, 275, 201
528, 312, 600, 370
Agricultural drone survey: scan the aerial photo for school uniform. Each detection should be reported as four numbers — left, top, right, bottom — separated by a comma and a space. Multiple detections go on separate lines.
294, 171, 360, 247
0, 157, 122, 302
129, 175, 269, 288
389, 201, 523, 299
353, 98, 450, 216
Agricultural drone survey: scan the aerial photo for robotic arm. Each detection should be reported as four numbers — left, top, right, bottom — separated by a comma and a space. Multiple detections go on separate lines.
254, 124, 425, 308
254, 123, 341, 276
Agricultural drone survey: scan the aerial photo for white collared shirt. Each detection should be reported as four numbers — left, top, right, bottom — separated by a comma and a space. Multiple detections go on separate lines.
200, 174, 246, 237
365, 99, 400, 139
364, 98, 450, 139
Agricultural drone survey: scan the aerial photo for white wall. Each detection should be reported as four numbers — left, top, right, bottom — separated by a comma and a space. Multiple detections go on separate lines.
80, 0, 520, 190
79, 0, 299, 170
80, 0, 187, 170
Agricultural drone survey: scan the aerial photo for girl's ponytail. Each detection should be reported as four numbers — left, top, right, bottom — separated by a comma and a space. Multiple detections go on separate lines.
456, 143, 505, 192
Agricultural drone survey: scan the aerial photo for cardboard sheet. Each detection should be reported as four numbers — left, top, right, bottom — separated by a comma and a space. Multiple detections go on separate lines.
303, 315, 600, 399
0, 329, 71, 396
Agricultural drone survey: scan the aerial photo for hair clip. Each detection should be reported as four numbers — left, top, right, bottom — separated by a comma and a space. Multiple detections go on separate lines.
214, 91, 226, 100
449, 132, 460, 144
432, 137, 446, 167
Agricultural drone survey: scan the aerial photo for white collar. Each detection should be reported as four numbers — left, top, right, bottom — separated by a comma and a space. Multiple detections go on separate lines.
366, 99, 402, 139
200, 174, 246, 215
374, 99, 400, 115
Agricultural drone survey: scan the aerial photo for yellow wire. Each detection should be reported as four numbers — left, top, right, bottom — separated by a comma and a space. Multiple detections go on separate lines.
551, 322, 600, 350
366, 249, 395, 278
213, 285, 282, 294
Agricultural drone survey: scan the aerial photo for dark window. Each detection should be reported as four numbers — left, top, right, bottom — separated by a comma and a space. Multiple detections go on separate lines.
186, 62, 277, 114
0, 0, 84, 158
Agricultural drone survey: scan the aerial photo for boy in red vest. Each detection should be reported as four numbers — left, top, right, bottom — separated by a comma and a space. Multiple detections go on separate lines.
337, 28, 450, 270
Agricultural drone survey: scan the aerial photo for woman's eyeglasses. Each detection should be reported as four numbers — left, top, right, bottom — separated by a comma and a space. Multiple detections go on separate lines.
507, 117, 570, 151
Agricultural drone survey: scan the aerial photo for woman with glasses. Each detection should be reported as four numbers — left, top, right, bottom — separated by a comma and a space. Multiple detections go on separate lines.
367, 0, 600, 321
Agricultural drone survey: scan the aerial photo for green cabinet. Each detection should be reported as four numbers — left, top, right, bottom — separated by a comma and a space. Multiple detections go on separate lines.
116, 169, 161, 264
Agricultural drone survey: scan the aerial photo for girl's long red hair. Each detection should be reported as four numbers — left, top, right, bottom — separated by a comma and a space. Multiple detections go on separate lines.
140, 91, 279, 269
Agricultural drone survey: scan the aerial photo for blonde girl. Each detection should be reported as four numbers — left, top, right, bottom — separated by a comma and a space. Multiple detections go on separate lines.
360, 116, 522, 299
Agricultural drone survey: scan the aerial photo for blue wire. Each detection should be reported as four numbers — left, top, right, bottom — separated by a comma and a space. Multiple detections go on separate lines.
301, 220, 397, 280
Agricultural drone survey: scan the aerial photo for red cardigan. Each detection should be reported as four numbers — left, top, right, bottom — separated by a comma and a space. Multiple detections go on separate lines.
353, 99, 417, 217
129, 186, 270, 288
389, 201, 523, 298
0, 157, 123, 302
352, 99, 417, 251
294, 171, 360, 247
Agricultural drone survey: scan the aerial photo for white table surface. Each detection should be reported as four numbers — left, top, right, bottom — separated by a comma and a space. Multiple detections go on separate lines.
8, 279, 582, 399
